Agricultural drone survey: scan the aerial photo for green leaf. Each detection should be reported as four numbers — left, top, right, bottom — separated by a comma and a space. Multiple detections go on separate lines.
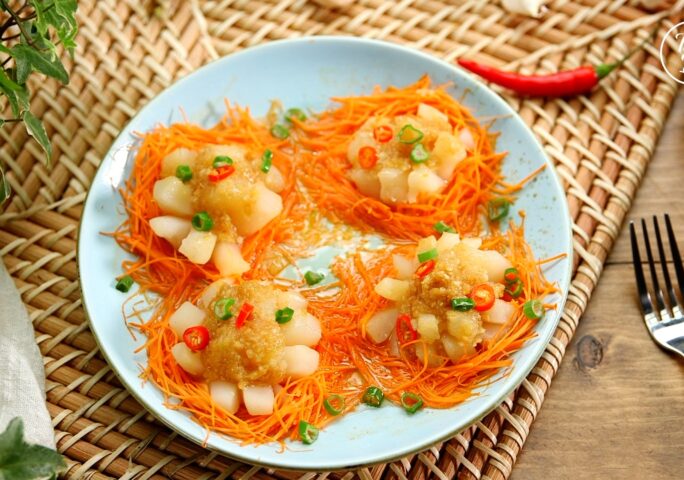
22, 111, 51, 162
30, 0, 78, 54
11, 44, 68, 84
0, 418, 66, 480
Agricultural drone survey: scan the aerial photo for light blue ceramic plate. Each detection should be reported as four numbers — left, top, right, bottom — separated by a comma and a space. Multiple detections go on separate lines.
78, 37, 572, 470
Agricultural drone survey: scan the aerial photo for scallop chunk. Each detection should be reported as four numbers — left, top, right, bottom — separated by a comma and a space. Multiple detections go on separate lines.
446, 310, 482, 345
392, 254, 418, 280
149, 216, 192, 249
484, 299, 516, 325
347, 128, 375, 164
153, 177, 193, 217
433, 132, 466, 180
179, 230, 217, 264
437, 232, 460, 253
442, 335, 472, 361
171, 343, 203, 376
210, 381, 241, 414
277, 291, 308, 312
283, 345, 320, 379
226, 183, 283, 236
473, 250, 513, 283
378, 168, 409, 204
374, 277, 410, 301
349, 168, 381, 198
280, 312, 322, 347
417, 313, 440, 342
242, 385, 275, 416
169, 301, 205, 337
198, 279, 234, 308
265, 166, 285, 193
212, 242, 250, 277
407, 166, 446, 203
161, 148, 196, 177
417, 103, 450, 128
366, 308, 398, 344
459, 127, 476, 150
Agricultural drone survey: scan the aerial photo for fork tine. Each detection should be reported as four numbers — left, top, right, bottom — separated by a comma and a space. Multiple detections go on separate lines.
630, 221, 654, 315
653, 216, 680, 312
665, 214, 684, 301
641, 218, 666, 313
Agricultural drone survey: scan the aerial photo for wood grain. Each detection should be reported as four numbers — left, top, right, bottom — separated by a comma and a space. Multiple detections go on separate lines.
512, 91, 684, 480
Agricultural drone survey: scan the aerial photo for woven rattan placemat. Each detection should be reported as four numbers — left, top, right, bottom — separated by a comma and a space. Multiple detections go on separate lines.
1, 0, 682, 478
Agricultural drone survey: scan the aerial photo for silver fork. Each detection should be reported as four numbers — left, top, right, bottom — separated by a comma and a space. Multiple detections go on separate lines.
630, 214, 684, 358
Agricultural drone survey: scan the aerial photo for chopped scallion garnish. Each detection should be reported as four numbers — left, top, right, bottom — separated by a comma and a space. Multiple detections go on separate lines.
503, 267, 519, 284
304, 271, 324, 286
362, 386, 384, 408
451, 297, 475, 311
261, 149, 273, 173
284, 107, 307, 123
298, 420, 319, 445
434, 221, 455, 233
270, 124, 290, 139
523, 299, 544, 320
417, 248, 438, 263
115, 275, 134, 293
505, 281, 523, 298
214, 297, 236, 320
398, 124, 424, 144
275, 307, 294, 324
409, 143, 430, 163
191, 211, 214, 231
212, 156, 233, 168
488, 198, 511, 222
400, 392, 424, 414
323, 394, 345, 416
175, 164, 192, 182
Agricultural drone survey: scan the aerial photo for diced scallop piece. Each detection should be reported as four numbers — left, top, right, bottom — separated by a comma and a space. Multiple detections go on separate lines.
265, 166, 285, 193
242, 385, 275, 416
161, 148, 196, 177
281, 312, 322, 347
442, 335, 469, 361
153, 177, 194, 217
198, 279, 234, 308
179, 230, 217, 264
212, 242, 250, 277
483, 323, 503, 340
149, 216, 192, 249
461, 237, 483, 250
474, 250, 513, 283
393, 254, 418, 280
485, 299, 516, 325
171, 343, 203, 376
414, 342, 444, 367
277, 291, 308, 312
437, 232, 460, 253
378, 168, 409, 204
227, 183, 283, 236
347, 129, 375, 164
407, 166, 446, 203
366, 308, 398, 344
433, 132, 466, 180
374, 277, 410, 301
417, 103, 450, 128
283, 345, 320, 379
446, 310, 482, 345
417, 235, 438, 253
169, 301, 206, 337
210, 381, 241, 414
349, 168, 381, 198
417, 313, 440, 342
388, 330, 400, 357
458, 127, 476, 150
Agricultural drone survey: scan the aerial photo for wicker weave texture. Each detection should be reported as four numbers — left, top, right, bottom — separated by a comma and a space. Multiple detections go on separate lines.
0, 0, 682, 479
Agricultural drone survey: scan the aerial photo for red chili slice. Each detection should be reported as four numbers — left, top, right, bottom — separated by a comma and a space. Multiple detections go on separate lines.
208, 165, 235, 183
235, 303, 254, 328
470, 283, 495, 312
373, 125, 393, 143
396, 313, 417, 344
183, 325, 210, 352
415, 259, 436, 279
358, 146, 378, 169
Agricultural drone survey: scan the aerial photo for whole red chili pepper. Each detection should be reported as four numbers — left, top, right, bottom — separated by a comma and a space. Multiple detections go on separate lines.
458, 25, 658, 97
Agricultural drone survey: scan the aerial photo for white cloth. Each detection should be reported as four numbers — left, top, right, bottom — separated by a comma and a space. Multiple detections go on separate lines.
0, 260, 55, 448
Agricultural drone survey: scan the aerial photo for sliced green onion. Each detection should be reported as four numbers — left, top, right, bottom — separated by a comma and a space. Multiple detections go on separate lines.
398, 124, 424, 144
304, 271, 324, 286
505, 281, 523, 298
214, 297, 236, 320
434, 221, 455, 233
212, 155, 233, 168
115, 275, 134, 293
191, 211, 214, 231
261, 149, 273, 173
175, 164, 192, 182
270, 124, 290, 139
523, 299, 544, 320
417, 248, 438, 263
323, 394, 345, 416
298, 420, 319, 445
400, 392, 424, 414
275, 307, 294, 324
488, 198, 511, 222
451, 297, 475, 311
409, 143, 430, 163
284, 107, 307, 123
362, 386, 384, 408
503, 267, 519, 284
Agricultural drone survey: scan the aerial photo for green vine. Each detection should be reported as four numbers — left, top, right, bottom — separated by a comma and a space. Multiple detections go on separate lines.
0, 0, 77, 206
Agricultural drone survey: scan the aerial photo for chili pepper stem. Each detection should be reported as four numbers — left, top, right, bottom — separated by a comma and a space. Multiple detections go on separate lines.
595, 22, 661, 79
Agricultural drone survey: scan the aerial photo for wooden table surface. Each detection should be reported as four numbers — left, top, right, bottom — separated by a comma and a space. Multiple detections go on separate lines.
512, 91, 684, 479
